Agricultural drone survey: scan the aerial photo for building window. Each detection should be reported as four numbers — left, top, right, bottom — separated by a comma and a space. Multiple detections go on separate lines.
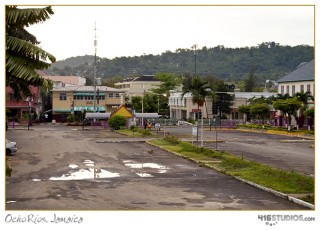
281, 86, 284, 95
292, 85, 295, 95
115, 93, 120, 98
60, 93, 67, 100
286, 85, 289, 94
8, 93, 15, 101
307, 84, 311, 93
109, 93, 114, 98
300, 85, 304, 93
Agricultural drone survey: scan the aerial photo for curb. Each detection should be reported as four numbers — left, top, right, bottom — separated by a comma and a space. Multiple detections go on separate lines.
146, 140, 314, 210
233, 177, 314, 210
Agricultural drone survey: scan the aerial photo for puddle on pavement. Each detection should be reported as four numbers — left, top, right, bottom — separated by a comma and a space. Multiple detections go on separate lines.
49, 159, 120, 181
84, 160, 94, 167
69, 164, 79, 169
6, 201, 16, 204
136, 173, 153, 177
124, 160, 169, 176
49, 168, 120, 180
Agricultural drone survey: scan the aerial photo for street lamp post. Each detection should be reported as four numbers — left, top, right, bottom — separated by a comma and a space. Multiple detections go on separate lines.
192, 44, 198, 75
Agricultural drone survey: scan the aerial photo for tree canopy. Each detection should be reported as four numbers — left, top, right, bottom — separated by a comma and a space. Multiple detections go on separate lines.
46, 42, 314, 88
6, 6, 56, 100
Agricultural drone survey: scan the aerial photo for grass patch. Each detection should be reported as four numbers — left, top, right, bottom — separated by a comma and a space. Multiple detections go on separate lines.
116, 128, 153, 137
300, 194, 314, 204
148, 139, 314, 197
237, 124, 314, 137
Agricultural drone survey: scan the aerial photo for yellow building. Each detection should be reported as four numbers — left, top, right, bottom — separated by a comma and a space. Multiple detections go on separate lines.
52, 86, 125, 122
114, 75, 161, 98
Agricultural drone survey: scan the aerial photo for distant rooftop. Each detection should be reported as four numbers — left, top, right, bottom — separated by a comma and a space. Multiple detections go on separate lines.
118, 75, 159, 83
277, 60, 314, 83
42, 75, 86, 86
52, 85, 124, 92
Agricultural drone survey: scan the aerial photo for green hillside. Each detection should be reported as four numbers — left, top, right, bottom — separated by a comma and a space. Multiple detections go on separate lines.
47, 42, 314, 86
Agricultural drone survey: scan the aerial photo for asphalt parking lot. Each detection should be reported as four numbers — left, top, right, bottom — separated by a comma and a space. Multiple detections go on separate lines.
167, 126, 315, 176
5, 124, 309, 210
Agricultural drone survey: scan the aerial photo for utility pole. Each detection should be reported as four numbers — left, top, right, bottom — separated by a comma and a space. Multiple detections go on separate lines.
93, 21, 97, 113
192, 44, 198, 75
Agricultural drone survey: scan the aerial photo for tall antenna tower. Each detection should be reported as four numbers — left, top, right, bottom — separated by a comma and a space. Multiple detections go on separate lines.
93, 21, 97, 113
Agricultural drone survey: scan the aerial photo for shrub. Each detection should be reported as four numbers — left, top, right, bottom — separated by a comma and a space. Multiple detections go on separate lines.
138, 129, 152, 136
130, 125, 138, 132
164, 135, 180, 144
67, 114, 75, 123
108, 115, 127, 130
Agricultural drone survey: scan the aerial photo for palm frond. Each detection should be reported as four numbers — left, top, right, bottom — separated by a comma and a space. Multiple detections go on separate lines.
7, 27, 39, 44
7, 51, 52, 70
6, 6, 54, 27
6, 77, 33, 101
6, 36, 56, 63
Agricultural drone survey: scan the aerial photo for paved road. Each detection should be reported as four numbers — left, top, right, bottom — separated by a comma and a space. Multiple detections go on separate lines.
166, 126, 315, 176
5, 124, 308, 210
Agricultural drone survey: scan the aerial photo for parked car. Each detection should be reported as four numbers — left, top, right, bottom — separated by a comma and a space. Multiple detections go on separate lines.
6, 139, 17, 156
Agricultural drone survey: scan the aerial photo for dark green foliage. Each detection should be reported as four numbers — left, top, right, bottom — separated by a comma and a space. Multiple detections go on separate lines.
304, 107, 314, 118
131, 94, 159, 113
249, 103, 270, 124
164, 135, 181, 144
130, 125, 138, 132
211, 81, 234, 117
108, 115, 126, 130
273, 98, 301, 129
138, 129, 152, 136
244, 64, 256, 92
46, 42, 314, 87
66, 114, 75, 122
6, 6, 56, 100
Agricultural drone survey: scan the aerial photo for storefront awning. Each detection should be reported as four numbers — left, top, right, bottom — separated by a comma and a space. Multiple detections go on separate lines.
135, 113, 160, 118
53, 109, 71, 113
86, 113, 111, 119
74, 106, 105, 112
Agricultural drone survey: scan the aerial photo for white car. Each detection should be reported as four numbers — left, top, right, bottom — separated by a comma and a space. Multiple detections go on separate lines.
6, 139, 17, 156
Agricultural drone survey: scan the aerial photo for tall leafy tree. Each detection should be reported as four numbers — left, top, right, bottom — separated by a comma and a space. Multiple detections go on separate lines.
293, 92, 314, 128
182, 76, 212, 118
152, 73, 182, 95
249, 103, 270, 125
238, 105, 251, 121
211, 81, 234, 118
244, 64, 256, 92
182, 76, 211, 145
6, 6, 56, 100
273, 98, 301, 131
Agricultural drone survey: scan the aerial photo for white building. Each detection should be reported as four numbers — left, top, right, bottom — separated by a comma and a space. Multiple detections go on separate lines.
277, 60, 314, 98
169, 91, 277, 121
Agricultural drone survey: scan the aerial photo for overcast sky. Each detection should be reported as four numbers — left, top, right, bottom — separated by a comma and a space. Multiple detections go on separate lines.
24, 5, 315, 61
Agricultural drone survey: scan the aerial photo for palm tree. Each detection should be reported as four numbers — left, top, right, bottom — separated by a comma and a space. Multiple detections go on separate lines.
6, 6, 56, 101
294, 92, 314, 128
182, 76, 212, 146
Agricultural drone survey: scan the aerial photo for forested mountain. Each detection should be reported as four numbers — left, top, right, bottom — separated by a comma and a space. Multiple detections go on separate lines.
47, 42, 314, 86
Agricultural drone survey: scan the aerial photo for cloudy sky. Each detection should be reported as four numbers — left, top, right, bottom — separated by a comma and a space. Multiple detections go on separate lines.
1, 1, 319, 229
23, 4, 315, 61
